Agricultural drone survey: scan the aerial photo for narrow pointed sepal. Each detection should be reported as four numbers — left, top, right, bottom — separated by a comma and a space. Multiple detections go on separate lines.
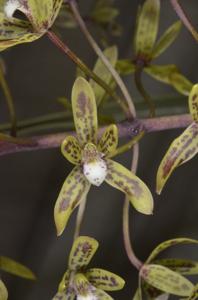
85, 268, 125, 291
90, 46, 118, 105
98, 124, 118, 157
189, 84, 198, 123
72, 77, 98, 146
156, 123, 198, 194
0, 280, 8, 300
54, 167, 91, 236
0, 256, 36, 280
61, 135, 82, 165
152, 21, 182, 58
105, 159, 153, 215
134, 0, 160, 57
69, 236, 99, 271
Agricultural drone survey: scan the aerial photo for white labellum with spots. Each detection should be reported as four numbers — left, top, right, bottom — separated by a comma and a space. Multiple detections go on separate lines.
4, 0, 25, 18
83, 158, 107, 186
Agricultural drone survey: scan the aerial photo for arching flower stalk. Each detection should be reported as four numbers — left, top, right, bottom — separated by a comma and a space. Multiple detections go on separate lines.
53, 236, 125, 300
54, 76, 153, 236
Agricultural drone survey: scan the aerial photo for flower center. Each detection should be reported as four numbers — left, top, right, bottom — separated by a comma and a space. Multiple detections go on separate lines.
82, 143, 107, 186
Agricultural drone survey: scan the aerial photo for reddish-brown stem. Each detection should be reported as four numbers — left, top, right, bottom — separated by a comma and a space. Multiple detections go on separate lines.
170, 0, 198, 42
0, 114, 191, 155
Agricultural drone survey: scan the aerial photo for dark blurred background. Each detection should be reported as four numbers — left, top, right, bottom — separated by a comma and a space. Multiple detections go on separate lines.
0, 0, 198, 299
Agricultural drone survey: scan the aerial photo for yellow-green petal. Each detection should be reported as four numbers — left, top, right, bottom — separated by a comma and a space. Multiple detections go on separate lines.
72, 77, 98, 146
170, 72, 193, 96
141, 264, 194, 297
145, 64, 178, 84
188, 283, 198, 300
189, 84, 198, 122
61, 135, 82, 165
73, 273, 92, 297
54, 167, 91, 236
90, 46, 118, 105
0, 280, 8, 300
51, 0, 63, 24
152, 21, 182, 58
93, 289, 113, 300
153, 258, 198, 276
0, 256, 36, 280
134, 0, 160, 57
23, 0, 54, 31
146, 238, 198, 264
116, 59, 136, 76
68, 236, 99, 271
156, 122, 198, 194
86, 268, 125, 291
98, 124, 118, 157
105, 159, 153, 215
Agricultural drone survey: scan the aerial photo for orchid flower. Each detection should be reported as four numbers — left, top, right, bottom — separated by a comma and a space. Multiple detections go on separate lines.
53, 236, 125, 300
54, 77, 153, 236
0, 0, 63, 51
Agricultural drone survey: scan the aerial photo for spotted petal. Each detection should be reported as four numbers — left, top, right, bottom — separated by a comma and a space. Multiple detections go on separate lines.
156, 122, 198, 194
61, 136, 82, 165
20, 0, 54, 31
0, 280, 8, 300
72, 77, 98, 146
105, 159, 153, 215
140, 264, 194, 297
189, 84, 198, 123
68, 236, 99, 271
98, 125, 118, 157
85, 268, 125, 291
54, 167, 91, 236
134, 0, 160, 57
0, 17, 40, 51
93, 289, 114, 300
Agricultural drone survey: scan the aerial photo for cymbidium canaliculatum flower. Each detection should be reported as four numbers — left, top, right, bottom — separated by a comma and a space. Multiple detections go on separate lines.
54, 77, 153, 236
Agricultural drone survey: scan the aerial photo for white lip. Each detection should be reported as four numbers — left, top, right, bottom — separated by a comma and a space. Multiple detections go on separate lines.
4, 0, 21, 18
77, 294, 98, 300
83, 158, 107, 186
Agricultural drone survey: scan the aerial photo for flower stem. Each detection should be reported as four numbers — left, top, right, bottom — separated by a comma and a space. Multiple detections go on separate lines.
69, 0, 136, 119
0, 64, 17, 136
170, 0, 198, 42
134, 69, 155, 118
47, 30, 129, 117
0, 114, 191, 156
73, 195, 88, 240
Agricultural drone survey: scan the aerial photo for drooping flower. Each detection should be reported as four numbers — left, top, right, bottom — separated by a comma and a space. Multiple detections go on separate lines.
53, 236, 125, 300
0, 0, 63, 51
156, 84, 198, 194
116, 0, 193, 96
54, 76, 153, 236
